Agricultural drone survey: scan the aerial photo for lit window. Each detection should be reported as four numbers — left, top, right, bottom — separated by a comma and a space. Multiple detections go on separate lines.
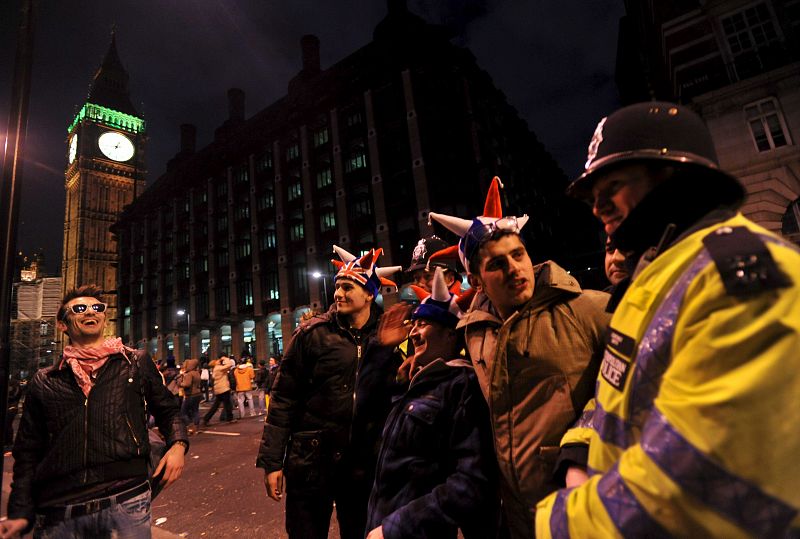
238, 280, 253, 307
235, 237, 252, 260
346, 111, 363, 127
235, 164, 249, 184
258, 191, 275, 210
288, 182, 303, 201
286, 144, 300, 161
345, 145, 367, 173
264, 272, 279, 300
313, 128, 329, 147
320, 211, 336, 232
290, 223, 305, 241
745, 98, 791, 151
216, 215, 228, 231
354, 199, 372, 217
316, 168, 333, 188
235, 204, 250, 221
260, 230, 276, 250
256, 151, 273, 172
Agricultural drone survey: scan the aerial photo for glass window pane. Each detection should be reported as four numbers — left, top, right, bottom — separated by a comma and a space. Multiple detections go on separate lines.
749, 119, 771, 151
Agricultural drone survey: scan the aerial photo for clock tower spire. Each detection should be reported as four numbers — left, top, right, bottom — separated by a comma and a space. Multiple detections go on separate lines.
62, 32, 147, 337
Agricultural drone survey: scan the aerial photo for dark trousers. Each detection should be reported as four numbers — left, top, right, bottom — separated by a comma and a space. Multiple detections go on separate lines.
200, 379, 210, 401
181, 395, 202, 427
202, 391, 233, 423
285, 463, 370, 539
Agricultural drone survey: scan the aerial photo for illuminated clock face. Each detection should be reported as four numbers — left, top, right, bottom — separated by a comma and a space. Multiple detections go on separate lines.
98, 131, 135, 162
68, 134, 77, 164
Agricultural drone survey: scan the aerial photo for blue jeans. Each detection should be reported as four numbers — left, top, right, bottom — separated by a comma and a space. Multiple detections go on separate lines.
251, 388, 266, 414
34, 485, 151, 539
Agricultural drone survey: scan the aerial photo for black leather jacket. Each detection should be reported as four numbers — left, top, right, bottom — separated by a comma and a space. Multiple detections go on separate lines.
256, 304, 401, 483
8, 350, 187, 521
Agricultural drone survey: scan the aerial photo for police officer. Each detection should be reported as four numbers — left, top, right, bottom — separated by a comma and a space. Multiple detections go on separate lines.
536, 102, 800, 537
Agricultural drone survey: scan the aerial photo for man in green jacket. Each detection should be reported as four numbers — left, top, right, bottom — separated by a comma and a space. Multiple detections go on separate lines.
429, 177, 610, 539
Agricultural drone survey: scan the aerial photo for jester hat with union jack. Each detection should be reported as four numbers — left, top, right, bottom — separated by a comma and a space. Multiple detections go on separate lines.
332, 245, 401, 297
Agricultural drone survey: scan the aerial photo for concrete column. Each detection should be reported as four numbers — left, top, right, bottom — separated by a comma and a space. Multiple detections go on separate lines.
157, 334, 168, 364
363, 88, 393, 263
255, 319, 268, 360
208, 327, 221, 362
231, 323, 244, 359
401, 69, 433, 235
171, 333, 182, 362
190, 333, 201, 359
281, 312, 294, 354
330, 108, 352, 248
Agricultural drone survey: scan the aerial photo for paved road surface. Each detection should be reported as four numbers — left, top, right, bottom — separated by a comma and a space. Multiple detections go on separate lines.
3, 402, 341, 538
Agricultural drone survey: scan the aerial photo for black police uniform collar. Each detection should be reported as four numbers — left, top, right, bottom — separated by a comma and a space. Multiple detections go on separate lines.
606, 175, 740, 313
612, 172, 738, 258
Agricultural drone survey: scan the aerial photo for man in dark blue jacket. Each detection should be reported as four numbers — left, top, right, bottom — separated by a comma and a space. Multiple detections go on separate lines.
366, 267, 499, 539
257, 247, 401, 539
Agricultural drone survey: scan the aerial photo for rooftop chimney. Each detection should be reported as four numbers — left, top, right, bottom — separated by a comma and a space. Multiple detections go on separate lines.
228, 88, 245, 122
180, 124, 196, 154
301, 35, 321, 73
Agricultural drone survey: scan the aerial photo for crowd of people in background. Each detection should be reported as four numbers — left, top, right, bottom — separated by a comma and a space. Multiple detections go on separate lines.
2, 101, 799, 539
149, 352, 281, 432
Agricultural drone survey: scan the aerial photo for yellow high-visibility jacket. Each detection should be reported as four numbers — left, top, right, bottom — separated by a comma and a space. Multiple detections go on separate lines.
536, 214, 800, 538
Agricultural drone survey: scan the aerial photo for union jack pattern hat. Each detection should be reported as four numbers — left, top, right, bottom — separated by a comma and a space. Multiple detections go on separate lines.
332, 245, 401, 297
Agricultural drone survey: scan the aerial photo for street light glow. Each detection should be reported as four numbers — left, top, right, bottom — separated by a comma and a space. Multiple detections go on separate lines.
312, 271, 322, 278
177, 309, 186, 316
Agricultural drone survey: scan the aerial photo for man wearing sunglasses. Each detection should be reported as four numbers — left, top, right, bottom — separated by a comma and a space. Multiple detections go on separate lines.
2, 284, 188, 539
429, 178, 610, 539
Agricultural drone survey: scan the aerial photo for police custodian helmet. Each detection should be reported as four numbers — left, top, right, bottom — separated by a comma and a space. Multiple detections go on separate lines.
567, 101, 745, 205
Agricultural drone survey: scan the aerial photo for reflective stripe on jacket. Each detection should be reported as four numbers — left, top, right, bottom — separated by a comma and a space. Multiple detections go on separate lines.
536, 214, 800, 538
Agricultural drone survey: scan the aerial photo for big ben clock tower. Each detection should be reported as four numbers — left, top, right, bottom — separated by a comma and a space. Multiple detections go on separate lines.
62, 33, 147, 337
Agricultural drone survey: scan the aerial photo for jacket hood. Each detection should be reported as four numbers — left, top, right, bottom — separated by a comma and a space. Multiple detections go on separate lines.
237, 363, 251, 370
458, 260, 582, 328
183, 359, 199, 371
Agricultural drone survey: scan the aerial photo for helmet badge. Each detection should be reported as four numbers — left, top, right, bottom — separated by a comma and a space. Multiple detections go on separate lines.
412, 239, 427, 262
585, 116, 607, 170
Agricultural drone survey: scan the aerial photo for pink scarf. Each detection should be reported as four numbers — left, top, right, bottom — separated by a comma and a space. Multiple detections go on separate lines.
63, 337, 135, 397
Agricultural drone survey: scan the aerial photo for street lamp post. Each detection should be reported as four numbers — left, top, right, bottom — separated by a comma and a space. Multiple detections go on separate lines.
177, 309, 190, 358
312, 271, 328, 310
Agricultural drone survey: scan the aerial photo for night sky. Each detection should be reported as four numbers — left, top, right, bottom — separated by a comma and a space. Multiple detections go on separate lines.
1, 1, 625, 275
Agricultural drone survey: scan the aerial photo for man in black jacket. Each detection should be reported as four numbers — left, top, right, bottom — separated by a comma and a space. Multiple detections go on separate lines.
366, 267, 499, 539
1, 284, 188, 539
257, 247, 401, 539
